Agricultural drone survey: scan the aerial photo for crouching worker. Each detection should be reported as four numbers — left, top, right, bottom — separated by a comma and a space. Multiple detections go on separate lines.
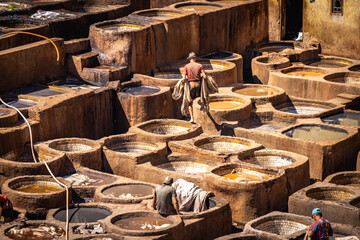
0, 194, 14, 223
153, 177, 180, 216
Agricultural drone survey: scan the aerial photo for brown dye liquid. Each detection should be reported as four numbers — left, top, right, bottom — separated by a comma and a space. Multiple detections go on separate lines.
222, 171, 271, 182
234, 87, 279, 96
115, 217, 171, 230
209, 100, 243, 110
6, 224, 64, 240
16, 183, 62, 193
177, 5, 220, 11
285, 71, 324, 77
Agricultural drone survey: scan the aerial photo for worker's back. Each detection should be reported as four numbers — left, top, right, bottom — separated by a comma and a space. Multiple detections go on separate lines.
154, 184, 176, 215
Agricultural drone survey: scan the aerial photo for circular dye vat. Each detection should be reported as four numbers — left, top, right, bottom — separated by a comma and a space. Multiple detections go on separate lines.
49, 141, 93, 152
6, 224, 65, 240
248, 123, 287, 131
108, 141, 157, 154
54, 206, 111, 223
257, 43, 302, 53
216, 167, 272, 183
141, 123, 191, 135
306, 187, 354, 201
305, 58, 352, 68
322, 112, 360, 127
196, 138, 250, 152
137, 10, 181, 18
99, 23, 143, 31
284, 69, 325, 77
349, 65, 360, 72
123, 86, 160, 96
0, 108, 10, 116
208, 99, 244, 110
102, 184, 154, 199
201, 51, 237, 60
324, 72, 360, 84
253, 217, 308, 235
157, 160, 211, 173
176, 3, 221, 12
63, 172, 116, 187
116, 217, 171, 230
283, 124, 348, 141
13, 86, 67, 97
0, 98, 37, 109
242, 155, 294, 168
233, 86, 279, 96
276, 102, 331, 115
15, 181, 62, 193
327, 173, 360, 188
154, 72, 183, 79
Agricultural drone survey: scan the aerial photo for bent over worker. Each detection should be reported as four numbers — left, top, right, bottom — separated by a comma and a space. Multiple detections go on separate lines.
153, 176, 180, 216
307, 208, 333, 240
181, 52, 207, 123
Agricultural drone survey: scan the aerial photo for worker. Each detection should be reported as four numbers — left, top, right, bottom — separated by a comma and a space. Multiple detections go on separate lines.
181, 52, 207, 123
153, 176, 180, 216
307, 208, 333, 240
0, 194, 14, 223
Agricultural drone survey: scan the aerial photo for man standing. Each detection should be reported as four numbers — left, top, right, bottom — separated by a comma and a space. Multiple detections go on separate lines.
307, 208, 333, 240
181, 52, 207, 123
153, 176, 180, 216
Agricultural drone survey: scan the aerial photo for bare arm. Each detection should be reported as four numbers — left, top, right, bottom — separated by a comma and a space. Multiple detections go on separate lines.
201, 69, 207, 80
182, 68, 187, 83
173, 196, 180, 215
152, 193, 156, 210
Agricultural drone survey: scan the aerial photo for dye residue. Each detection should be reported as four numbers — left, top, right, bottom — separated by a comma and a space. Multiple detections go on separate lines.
115, 217, 171, 230
154, 72, 183, 79
0, 99, 37, 109
158, 161, 210, 173
209, 100, 243, 110
123, 86, 160, 95
6, 224, 64, 240
283, 125, 348, 141
285, 70, 324, 77
306, 59, 351, 68
199, 140, 249, 152
110, 142, 156, 154
102, 184, 154, 198
177, 4, 220, 12
16, 183, 62, 193
258, 45, 300, 53
99, 23, 143, 31
13, 86, 66, 97
142, 123, 190, 135
234, 86, 279, 96
249, 123, 286, 131
322, 112, 360, 127
222, 169, 271, 183
277, 103, 329, 114
63, 173, 109, 186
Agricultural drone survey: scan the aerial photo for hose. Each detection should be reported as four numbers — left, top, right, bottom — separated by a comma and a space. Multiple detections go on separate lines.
0, 31, 67, 239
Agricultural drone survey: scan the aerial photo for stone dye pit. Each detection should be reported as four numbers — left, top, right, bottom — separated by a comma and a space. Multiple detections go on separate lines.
322, 111, 360, 127
324, 72, 360, 84
305, 58, 352, 68
283, 124, 348, 142
5, 223, 65, 240
52, 205, 112, 223
175, 3, 222, 12
324, 171, 360, 187
135, 9, 182, 18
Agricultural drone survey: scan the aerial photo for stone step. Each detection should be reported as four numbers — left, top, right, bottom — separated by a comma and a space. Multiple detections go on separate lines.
64, 38, 90, 55
80, 65, 128, 87
66, 51, 99, 76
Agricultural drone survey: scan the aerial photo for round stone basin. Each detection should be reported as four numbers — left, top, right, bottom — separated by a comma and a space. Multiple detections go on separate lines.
233, 86, 279, 96
322, 112, 360, 127
195, 138, 250, 152
0, 2, 31, 12
13, 86, 67, 97
2, 146, 58, 163
213, 165, 273, 183
257, 43, 302, 53
349, 65, 360, 72
123, 86, 160, 95
248, 123, 287, 131
141, 122, 191, 135
154, 72, 183, 79
241, 155, 294, 168
98, 22, 143, 31
137, 10, 181, 18
306, 187, 354, 201
0, 109, 9, 117
54, 206, 111, 223
282, 68, 326, 77
48, 140, 94, 152
175, 3, 222, 12
275, 102, 331, 114
208, 99, 244, 110
252, 216, 308, 235
102, 183, 154, 199
0, 98, 37, 109
283, 124, 348, 141
305, 58, 352, 68
157, 160, 212, 173
201, 51, 237, 60
107, 141, 157, 154
63, 172, 116, 187
11, 179, 62, 194
327, 173, 360, 188
324, 72, 360, 84
5, 223, 65, 240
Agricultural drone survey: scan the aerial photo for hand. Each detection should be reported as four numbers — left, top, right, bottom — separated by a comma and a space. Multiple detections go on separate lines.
182, 78, 186, 83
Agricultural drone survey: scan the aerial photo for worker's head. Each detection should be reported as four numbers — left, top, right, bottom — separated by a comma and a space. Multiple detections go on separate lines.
164, 176, 174, 185
187, 52, 197, 62
311, 208, 322, 219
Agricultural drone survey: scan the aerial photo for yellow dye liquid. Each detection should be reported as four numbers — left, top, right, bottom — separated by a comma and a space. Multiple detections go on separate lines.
16, 183, 62, 193
234, 87, 279, 96
222, 171, 271, 182
285, 71, 324, 77
209, 100, 243, 110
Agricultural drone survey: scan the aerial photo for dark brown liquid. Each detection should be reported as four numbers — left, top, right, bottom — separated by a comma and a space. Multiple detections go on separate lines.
16, 183, 62, 193
54, 207, 111, 223
115, 217, 171, 230
6, 224, 64, 240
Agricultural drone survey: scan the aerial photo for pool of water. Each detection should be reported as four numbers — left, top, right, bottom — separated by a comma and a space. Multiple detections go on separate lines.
201, 51, 237, 60
0, 98, 37, 109
123, 86, 160, 95
115, 217, 171, 230
306, 59, 351, 68
283, 125, 348, 141
13, 86, 67, 97
322, 112, 360, 127
102, 184, 154, 199
276, 103, 330, 114
54, 207, 111, 223
209, 99, 244, 110
6, 224, 64, 240
233, 86, 279, 96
